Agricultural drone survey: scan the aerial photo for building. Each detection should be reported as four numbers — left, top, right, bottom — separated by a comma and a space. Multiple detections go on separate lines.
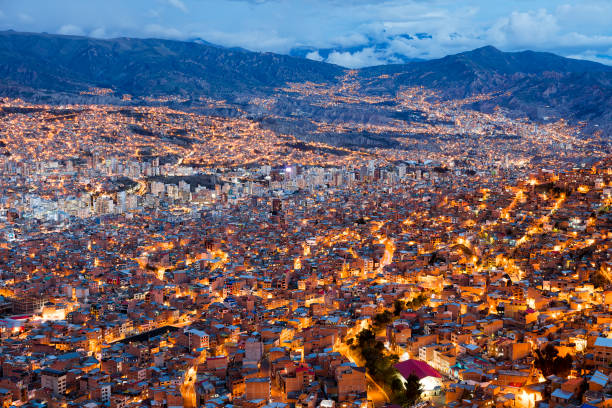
395, 359, 443, 397
335, 363, 366, 401
41, 368, 67, 395
12, 295, 45, 314
245, 377, 271, 401
593, 337, 612, 366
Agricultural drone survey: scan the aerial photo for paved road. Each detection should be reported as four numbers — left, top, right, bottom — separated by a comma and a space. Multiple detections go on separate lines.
334, 339, 390, 407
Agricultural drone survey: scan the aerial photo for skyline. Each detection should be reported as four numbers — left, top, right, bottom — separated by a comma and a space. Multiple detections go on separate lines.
0, 0, 611, 68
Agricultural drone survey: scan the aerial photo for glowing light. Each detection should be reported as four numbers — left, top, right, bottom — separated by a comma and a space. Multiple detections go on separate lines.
577, 185, 589, 193
419, 376, 442, 391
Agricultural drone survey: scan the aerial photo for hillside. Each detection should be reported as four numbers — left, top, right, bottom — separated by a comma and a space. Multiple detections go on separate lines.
0, 32, 611, 136
359, 46, 612, 134
0, 30, 344, 99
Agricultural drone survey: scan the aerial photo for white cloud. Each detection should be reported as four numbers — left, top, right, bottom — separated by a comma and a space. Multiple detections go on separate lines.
567, 48, 612, 66
330, 33, 370, 47
58, 24, 84, 36
1, 0, 612, 67
167, 0, 188, 13
305, 50, 323, 61
555, 2, 612, 35
326, 48, 388, 68
90, 27, 107, 38
488, 9, 559, 47
556, 32, 612, 49
147, 9, 161, 18
386, 37, 421, 58
195, 29, 293, 53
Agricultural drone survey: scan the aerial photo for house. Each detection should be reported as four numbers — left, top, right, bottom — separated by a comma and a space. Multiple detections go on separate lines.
593, 337, 612, 366
395, 359, 443, 396
550, 387, 573, 407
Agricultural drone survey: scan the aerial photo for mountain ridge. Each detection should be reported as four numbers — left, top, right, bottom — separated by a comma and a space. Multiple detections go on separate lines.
357, 45, 612, 135
0, 30, 611, 136
0, 30, 344, 99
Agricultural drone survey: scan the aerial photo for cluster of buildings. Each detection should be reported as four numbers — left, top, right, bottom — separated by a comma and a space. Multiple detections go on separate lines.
0, 83, 610, 408
0, 151, 608, 408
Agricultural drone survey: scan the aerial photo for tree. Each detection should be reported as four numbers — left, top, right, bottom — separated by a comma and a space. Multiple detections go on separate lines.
393, 299, 405, 316
395, 374, 422, 407
357, 328, 376, 348
405, 293, 428, 310
354, 328, 418, 407
391, 377, 405, 394
534, 344, 573, 378
591, 271, 609, 288
553, 354, 573, 377
372, 310, 393, 331
534, 343, 558, 377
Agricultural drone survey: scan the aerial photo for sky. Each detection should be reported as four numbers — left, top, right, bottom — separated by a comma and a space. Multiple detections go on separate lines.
1, 0, 612, 68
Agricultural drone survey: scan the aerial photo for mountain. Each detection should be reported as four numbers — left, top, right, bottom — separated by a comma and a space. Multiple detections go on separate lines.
359, 46, 612, 134
0, 30, 343, 99
0, 31, 611, 136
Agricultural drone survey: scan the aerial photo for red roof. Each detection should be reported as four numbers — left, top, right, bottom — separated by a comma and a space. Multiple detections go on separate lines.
296, 364, 312, 373
395, 359, 441, 380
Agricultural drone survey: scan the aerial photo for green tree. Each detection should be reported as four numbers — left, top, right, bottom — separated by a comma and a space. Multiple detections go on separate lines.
372, 310, 393, 331
591, 271, 609, 288
535, 344, 573, 378
393, 299, 405, 316
395, 374, 422, 407
406, 293, 428, 310
390, 376, 405, 394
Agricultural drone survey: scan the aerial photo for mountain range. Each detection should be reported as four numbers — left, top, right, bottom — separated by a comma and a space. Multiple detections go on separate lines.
359, 46, 612, 135
0, 30, 341, 99
1, 30, 611, 136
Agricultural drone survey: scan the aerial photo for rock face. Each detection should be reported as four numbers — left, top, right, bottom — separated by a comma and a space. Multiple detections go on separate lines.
1, 31, 611, 137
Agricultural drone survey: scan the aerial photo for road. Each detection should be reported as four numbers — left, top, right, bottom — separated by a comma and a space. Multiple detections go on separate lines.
180, 349, 207, 408
334, 338, 390, 407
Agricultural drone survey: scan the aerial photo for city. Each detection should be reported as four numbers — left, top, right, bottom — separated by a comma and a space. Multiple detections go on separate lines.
0, 1, 612, 408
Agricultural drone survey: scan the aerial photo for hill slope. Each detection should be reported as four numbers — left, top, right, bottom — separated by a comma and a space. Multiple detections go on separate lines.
0, 32, 611, 136
0, 30, 344, 99
359, 46, 612, 134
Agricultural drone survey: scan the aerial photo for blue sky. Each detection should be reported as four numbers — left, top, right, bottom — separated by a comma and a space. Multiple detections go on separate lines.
1, 0, 611, 67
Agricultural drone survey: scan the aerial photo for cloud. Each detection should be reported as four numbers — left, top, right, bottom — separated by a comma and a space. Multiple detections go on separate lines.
556, 32, 612, 49
567, 48, 612, 66
488, 9, 559, 47
58, 24, 84, 36
305, 51, 323, 62
167, 0, 188, 13
326, 48, 389, 68
90, 27, 107, 38
196, 29, 294, 53
0, 0, 611, 67
330, 33, 370, 48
